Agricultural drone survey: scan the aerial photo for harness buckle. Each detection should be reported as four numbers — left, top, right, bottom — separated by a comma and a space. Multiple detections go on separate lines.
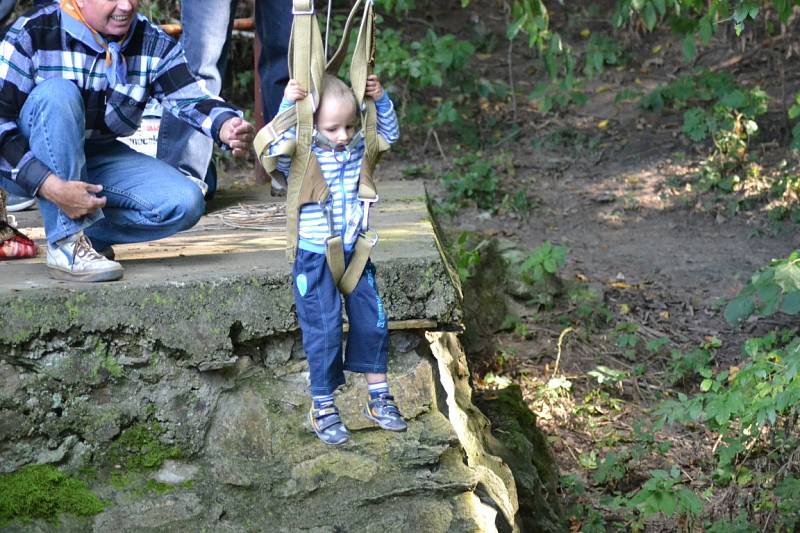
358, 194, 379, 231
292, 1, 314, 15
360, 229, 379, 247
321, 202, 336, 237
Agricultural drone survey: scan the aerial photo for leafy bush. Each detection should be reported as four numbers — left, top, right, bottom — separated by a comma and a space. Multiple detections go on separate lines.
656, 330, 800, 477
440, 152, 518, 212
724, 251, 800, 324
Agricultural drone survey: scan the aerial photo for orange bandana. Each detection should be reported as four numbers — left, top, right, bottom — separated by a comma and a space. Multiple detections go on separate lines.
60, 0, 124, 67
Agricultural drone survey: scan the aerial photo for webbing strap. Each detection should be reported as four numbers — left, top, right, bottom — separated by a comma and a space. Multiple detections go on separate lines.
325, 234, 345, 288
325, 234, 376, 296
253, 105, 296, 171
252, 0, 385, 277
325, 0, 364, 75
253, 0, 365, 168
285, 0, 327, 262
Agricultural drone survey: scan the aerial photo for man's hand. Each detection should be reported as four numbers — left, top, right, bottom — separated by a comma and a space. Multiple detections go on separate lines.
365, 75, 384, 100
220, 117, 255, 157
284, 79, 307, 102
38, 173, 106, 219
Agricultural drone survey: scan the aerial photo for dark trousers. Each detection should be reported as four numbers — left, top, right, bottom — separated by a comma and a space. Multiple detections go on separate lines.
293, 249, 389, 396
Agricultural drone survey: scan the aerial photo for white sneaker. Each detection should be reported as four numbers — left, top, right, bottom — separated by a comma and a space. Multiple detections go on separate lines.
46, 232, 123, 282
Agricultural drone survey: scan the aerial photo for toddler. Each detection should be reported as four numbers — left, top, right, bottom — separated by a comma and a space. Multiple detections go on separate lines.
273, 73, 402, 445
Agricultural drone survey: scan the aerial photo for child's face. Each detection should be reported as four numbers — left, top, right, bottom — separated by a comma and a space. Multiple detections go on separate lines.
316, 97, 357, 147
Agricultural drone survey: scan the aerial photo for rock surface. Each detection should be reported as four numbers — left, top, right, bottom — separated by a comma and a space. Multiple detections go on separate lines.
0, 183, 561, 532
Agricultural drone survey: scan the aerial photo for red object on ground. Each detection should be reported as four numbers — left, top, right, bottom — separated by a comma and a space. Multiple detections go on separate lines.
0, 229, 38, 259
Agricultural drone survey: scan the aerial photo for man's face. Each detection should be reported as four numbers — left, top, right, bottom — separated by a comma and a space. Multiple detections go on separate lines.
76, 0, 137, 37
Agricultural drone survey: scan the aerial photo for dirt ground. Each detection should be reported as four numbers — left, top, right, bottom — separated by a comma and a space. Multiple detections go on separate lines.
376, 2, 800, 530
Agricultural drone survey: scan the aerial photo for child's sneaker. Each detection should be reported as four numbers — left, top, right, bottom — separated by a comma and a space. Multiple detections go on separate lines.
363, 394, 407, 432
309, 404, 350, 445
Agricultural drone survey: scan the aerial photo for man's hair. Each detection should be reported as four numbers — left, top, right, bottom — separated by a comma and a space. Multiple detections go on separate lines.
316, 75, 357, 117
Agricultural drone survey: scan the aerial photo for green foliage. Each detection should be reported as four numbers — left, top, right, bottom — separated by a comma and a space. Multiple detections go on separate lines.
377, 29, 475, 92
441, 152, 516, 212
105, 420, 182, 471
788, 92, 800, 149
519, 241, 567, 286
566, 286, 615, 330
449, 232, 482, 283
517, 241, 567, 308
528, 49, 587, 113
627, 467, 703, 520
724, 251, 800, 324
0, 465, 104, 524
667, 336, 720, 384
656, 330, 800, 479
775, 476, 800, 530
644, 70, 768, 184
612, 321, 639, 353
583, 35, 626, 79
643, 71, 768, 144
374, 0, 417, 16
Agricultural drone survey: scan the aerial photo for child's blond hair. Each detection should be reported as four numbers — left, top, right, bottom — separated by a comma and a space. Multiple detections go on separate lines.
316, 75, 357, 118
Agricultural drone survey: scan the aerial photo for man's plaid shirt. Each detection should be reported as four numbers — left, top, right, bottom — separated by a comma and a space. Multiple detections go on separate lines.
0, 3, 241, 196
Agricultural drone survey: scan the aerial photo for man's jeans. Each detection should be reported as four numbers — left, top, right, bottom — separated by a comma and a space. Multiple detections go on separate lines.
0, 78, 205, 250
156, 1, 292, 197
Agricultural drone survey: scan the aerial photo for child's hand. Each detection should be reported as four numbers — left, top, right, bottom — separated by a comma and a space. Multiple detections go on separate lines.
284, 79, 308, 102
365, 75, 384, 100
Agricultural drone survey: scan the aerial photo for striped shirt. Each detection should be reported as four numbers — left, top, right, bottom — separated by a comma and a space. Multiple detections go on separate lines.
0, 3, 241, 196
271, 93, 400, 253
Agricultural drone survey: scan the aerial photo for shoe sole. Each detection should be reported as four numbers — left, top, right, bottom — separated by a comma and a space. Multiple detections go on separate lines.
363, 407, 408, 432
7, 199, 35, 212
47, 265, 123, 283
308, 410, 349, 446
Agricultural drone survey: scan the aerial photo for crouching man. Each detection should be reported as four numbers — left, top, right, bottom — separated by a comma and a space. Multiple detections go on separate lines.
0, 0, 254, 281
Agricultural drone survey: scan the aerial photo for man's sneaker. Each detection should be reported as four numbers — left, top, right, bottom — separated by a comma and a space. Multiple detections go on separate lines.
309, 404, 350, 445
363, 394, 407, 432
6, 192, 35, 212
46, 232, 123, 282
98, 246, 115, 261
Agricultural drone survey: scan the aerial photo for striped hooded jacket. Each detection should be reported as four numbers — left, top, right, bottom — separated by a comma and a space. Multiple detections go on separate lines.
271, 93, 400, 253
0, 3, 241, 197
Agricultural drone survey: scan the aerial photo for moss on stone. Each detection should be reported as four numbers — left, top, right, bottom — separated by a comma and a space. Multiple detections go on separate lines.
0, 464, 104, 524
105, 421, 181, 471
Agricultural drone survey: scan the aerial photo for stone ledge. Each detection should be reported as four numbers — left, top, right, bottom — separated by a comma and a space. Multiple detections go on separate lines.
0, 181, 461, 365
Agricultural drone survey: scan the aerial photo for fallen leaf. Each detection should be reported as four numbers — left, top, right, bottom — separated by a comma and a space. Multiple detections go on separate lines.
597, 119, 609, 130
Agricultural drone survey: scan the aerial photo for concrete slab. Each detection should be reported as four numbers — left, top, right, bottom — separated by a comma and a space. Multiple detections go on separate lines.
0, 180, 461, 363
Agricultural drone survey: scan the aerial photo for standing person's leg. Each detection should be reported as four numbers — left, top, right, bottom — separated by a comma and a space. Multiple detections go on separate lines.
12, 77, 122, 281
256, 0, 291, 122
156, 0, 238, 201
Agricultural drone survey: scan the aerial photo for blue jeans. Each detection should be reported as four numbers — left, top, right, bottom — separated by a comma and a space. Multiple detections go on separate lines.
0, 78, 205, 249
156, 1, 292, 196
293, 249, 390, 396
